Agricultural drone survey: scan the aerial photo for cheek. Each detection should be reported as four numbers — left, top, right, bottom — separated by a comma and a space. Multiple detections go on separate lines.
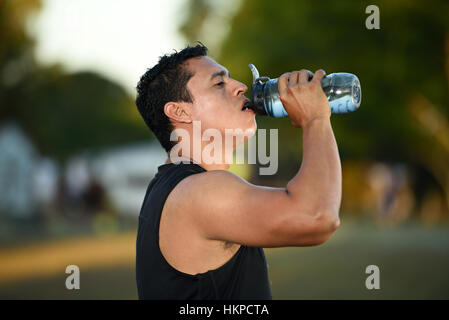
193, 98, 233, 126
202, 113, 234, 134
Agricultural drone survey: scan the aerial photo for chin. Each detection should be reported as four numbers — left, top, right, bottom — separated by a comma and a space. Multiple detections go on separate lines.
236, 118, 257, 134
246, 117, 257, 136
237, 121, 257, 144
247, 122, 257, 137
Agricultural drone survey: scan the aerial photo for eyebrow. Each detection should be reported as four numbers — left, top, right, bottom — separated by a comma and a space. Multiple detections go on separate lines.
210, 69, 231, 81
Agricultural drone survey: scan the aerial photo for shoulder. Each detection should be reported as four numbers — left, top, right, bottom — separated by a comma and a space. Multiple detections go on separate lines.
163, 169, 249, 216
172, 169, 249, 199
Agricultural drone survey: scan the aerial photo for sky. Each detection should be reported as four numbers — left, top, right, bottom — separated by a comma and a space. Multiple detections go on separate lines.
29, 0, 188, 95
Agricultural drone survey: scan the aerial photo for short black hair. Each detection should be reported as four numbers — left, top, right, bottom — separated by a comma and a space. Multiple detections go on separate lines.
136, 44, 208, 152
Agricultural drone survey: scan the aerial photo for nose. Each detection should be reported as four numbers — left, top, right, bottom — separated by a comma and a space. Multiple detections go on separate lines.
233, 79, 248, 97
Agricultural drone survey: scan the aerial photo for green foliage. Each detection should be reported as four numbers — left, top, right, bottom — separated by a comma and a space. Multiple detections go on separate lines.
179, 0, 212, 44
0, 0, 152, 162
219, 0, 448, 157
181, 0, 449, 185
3, 69, 151, 161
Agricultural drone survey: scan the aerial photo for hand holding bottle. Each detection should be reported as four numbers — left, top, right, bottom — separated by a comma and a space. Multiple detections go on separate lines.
247, 64, 362, 118
278, 69, 330, 128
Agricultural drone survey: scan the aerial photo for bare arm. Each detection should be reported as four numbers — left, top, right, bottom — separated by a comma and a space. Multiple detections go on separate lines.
280, 69, 341, 227
286, 117, 342, 234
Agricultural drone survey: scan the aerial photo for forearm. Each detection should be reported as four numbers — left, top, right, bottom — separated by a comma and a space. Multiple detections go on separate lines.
286, 117, 342, 220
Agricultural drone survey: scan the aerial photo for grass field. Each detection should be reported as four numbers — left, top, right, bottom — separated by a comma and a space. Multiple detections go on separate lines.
0, 219, 448, 299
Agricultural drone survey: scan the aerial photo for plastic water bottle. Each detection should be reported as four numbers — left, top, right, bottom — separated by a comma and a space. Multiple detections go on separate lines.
247, 64, 362, 117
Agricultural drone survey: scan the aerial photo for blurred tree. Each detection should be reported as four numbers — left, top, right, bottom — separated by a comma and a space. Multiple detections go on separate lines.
179, 0, 243, 55
0, 0, 151, 162
0, 0, 41, 90
180, 0, 449, 212
179, 0, 211, 44
5, 69, 150, 161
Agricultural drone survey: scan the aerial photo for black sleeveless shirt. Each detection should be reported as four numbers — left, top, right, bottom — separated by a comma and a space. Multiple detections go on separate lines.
136, 162, 272, 300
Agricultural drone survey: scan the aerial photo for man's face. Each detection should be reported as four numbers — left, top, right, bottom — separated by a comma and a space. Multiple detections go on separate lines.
184, 56, 257, 137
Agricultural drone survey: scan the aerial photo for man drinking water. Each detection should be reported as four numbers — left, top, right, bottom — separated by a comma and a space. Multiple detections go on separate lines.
135, 44, 341, 299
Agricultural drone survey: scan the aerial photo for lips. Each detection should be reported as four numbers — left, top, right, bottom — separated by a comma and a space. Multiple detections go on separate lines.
241, 99, 251, 111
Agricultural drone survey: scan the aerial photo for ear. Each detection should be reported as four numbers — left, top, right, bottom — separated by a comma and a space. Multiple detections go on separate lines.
164, 101, 192, 124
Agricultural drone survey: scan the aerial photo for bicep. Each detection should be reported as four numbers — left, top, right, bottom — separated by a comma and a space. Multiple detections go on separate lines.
180, 170, 333, 248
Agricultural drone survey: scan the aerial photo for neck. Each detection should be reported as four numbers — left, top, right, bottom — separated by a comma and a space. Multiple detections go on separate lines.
166, 157, 230, 171
166, 139, 234, 172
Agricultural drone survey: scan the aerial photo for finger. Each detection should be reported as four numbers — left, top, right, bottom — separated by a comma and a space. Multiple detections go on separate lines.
298, 69, 312, 84
288, 71, 300, 86
306, 70, 314, 82
278, 72, 290, 94
312, 69, 326, 83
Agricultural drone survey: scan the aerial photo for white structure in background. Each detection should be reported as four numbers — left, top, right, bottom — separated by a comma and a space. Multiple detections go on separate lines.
65, 155, 90, 203
91, 142, 167, 216
32, 157, 59, 207
0, 122, 37, 217
0, 121, 165, 218
0, 122, 58, 217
